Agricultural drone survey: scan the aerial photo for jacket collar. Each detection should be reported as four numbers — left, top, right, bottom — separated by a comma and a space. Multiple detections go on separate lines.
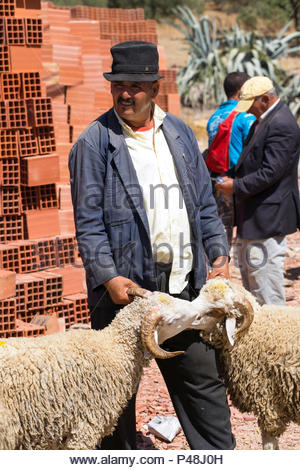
104, 107, 195, 237
235, 100, 284, 171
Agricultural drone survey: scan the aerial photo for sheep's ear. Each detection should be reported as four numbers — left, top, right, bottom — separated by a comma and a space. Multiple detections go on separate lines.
225, 317, 236, 346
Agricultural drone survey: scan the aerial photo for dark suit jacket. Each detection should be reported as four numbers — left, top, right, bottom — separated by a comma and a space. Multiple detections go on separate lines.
234, 100, 300, 239
69, 108, 228, 307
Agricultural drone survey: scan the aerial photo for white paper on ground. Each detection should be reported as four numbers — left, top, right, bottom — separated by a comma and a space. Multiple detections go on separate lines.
147, 416, 181, 442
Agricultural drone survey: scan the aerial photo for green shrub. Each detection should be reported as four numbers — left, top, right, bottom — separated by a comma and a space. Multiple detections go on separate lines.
168, 6, 300, 117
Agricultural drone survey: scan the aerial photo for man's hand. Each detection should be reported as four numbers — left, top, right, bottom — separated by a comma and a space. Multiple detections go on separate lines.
104, 276, 140, 305
215, 176, 234, 195
207, 256, 230, 280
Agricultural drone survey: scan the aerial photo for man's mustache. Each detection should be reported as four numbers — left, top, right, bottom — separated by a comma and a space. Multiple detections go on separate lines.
118, 97, 134, 105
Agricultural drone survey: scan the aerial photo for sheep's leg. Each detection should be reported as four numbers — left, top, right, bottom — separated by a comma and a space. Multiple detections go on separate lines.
261, 431, 279, 450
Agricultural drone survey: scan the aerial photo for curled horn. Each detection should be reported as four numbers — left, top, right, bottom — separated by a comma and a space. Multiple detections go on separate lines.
141, 307, 184, 359
233, 297, 254, 337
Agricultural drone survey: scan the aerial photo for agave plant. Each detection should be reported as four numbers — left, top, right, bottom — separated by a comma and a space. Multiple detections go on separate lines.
277, 74, 300, 116
167, 6, 300, 117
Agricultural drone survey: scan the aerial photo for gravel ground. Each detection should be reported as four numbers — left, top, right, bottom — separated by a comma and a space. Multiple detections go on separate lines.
136, 232, 300, 450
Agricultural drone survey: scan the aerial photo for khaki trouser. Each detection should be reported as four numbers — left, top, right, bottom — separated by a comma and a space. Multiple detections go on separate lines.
235, 236, 286, 305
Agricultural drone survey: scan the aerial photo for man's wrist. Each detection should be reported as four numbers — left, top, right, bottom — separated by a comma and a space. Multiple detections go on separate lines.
212, 255, 229, 268
103, 276, 119, 288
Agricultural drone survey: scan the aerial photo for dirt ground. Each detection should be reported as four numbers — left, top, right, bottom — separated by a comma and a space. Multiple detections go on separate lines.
136, 232, 300, 450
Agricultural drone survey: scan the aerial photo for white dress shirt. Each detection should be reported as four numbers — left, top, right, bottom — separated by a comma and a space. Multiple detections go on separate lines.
115, 105, 193, 293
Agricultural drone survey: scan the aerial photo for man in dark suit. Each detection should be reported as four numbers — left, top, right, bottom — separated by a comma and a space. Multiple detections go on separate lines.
216, 76, 300, 305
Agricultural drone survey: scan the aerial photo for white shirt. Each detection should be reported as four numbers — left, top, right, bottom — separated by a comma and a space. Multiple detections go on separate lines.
260, 98, 280, 120
115, 105, 193, 294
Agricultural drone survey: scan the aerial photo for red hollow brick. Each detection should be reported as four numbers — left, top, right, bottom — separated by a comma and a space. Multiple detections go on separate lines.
0, 297, 16, 332
56, 234, 77, 266
24, 18, 43, 46
36, 126, 56, 154
18, 128, 39, 157
48, 266, 86, 296
31, 270, 63, 306
20, 154, 59, 186
0, 329, 24, 338
21, 185, 39, 211
27, 97, 54, 127
0, 0, 16, 17
0, 269, 16, 300
7, 99, 28, 128
24, 208, 60, 239
39, 183, 58, 209
0, 130, 19, 158
0, 102, 9, 130
11, 240, 39, 273
0, 244, 20, 272
21, 72, 42, 99
55, 299, 75, 329
64, 293, 89, 324
16, 318, 46, 337
10, 46, 42, 73
0, 46, 11, 73
25, 0, 41, 10
5, 18, 26, 46
0, 73, 21, 100
4, 214, 24, 242
59, 209, 75, 235
0, 186, 22, 216
0, 158, 20, 186
0, 218, 4, 244
33, 237, 57, 269
16, 273, 45, 319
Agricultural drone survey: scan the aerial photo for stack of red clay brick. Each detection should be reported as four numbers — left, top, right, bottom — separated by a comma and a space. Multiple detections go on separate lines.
0, 0, 89, 338
0, 1, 182, 339
41, 1, 181, 147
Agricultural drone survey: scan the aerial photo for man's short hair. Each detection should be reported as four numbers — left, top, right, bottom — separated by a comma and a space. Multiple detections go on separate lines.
223, 72, 250, 99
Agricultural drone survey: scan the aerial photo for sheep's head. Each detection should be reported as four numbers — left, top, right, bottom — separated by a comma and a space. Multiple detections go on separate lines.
128, 280, 255, 358
128, 287, 201, 359
192, 278, 256, 348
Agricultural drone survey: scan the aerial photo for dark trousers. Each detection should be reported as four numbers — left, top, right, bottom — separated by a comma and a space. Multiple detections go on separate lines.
90, 265, 235, 450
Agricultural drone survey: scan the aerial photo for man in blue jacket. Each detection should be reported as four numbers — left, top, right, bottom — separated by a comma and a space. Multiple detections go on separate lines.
69, 41, 235, 450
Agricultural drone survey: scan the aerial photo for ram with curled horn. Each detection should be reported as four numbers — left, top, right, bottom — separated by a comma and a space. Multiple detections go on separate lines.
0, 280, 240, 450
193, 278, 300, 450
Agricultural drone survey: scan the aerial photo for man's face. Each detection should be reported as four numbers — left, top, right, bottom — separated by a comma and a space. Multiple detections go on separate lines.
111, 81, 159, 126
247, 93, 271, 119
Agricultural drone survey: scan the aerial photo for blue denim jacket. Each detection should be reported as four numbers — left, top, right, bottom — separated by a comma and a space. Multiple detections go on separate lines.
69, 108, 228, 306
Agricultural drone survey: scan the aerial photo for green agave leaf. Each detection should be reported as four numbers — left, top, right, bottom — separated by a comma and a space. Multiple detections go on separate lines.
277, 20, 293, 40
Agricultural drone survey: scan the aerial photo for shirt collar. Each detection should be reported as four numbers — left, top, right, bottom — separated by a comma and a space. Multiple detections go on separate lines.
260, 98, 280, 120
222, 100, 238, 106
114, 104, 166, 136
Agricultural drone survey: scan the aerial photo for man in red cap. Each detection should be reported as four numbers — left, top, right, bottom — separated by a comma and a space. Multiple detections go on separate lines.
69, 41, 235, 450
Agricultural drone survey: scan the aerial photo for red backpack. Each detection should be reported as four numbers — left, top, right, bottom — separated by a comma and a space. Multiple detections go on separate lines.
205, 110, 238, 174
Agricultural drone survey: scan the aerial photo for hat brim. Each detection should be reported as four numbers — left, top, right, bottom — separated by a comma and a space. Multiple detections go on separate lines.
103, 72, 164, 82
235, 98, 255, 113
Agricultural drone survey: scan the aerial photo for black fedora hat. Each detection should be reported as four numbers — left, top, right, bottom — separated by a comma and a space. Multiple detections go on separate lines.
103, 41, 164, 82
